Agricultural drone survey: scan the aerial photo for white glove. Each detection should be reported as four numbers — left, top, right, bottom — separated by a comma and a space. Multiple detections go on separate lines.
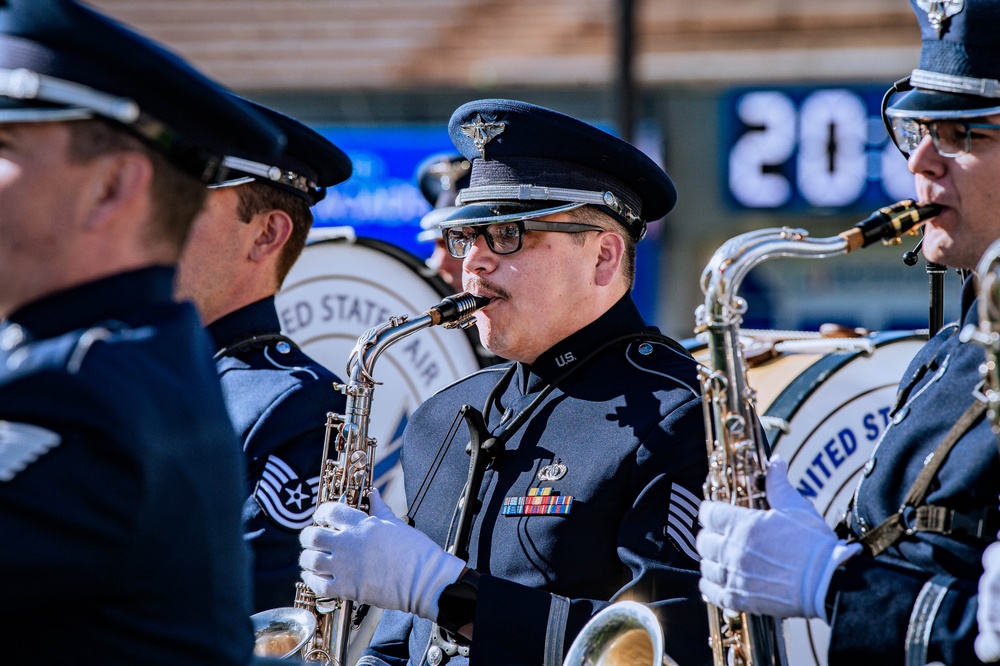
299, 488, 467, 622
976, 542, 1000, 662
697, 458, 861, 621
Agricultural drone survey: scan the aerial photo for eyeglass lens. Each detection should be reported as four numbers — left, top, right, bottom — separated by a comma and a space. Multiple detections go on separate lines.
892, 119, 970, 157
446, 222, 523, 258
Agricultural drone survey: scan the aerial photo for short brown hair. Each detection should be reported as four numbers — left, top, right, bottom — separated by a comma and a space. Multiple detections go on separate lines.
66, 119, 207, 257
234, 181, 314, 285
567, 205, 637, 287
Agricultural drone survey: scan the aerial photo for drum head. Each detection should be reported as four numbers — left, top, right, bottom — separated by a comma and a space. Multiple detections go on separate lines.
275, 230, 488, 513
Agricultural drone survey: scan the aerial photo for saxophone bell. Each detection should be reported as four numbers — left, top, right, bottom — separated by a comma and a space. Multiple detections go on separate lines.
250, 607, 317, 659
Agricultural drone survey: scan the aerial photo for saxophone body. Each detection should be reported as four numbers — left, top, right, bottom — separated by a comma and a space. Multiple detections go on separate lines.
253, 292, 489, 666
695, 200, 940, 666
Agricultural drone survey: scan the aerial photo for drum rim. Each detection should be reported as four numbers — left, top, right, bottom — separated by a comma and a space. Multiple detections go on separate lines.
764, 330, 927, 447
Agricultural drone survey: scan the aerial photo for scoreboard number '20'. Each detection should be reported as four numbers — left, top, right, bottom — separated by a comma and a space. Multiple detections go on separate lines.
725, 87, 916, 211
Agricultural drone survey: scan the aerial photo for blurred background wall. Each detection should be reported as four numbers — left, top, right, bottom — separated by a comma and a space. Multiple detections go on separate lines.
89, 0, 954, 340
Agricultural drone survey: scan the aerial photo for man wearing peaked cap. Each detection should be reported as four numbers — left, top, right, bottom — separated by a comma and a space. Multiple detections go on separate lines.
175, 100, 353, 614
0, 1, 284, 664
415, 152, 472, 291
695, 1, 1000, 664
300, 100, 712, 665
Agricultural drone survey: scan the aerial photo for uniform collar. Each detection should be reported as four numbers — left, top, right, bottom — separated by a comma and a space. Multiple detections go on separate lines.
518, 292, 648, 391
206, 296, 280, 351
6, 266, 176, 341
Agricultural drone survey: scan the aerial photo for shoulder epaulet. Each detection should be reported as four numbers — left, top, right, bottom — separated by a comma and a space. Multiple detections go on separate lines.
623, 339, 699, 397
0, 322, 122, 378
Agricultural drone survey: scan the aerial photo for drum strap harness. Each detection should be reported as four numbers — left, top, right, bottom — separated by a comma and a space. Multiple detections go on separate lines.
850, 399, 991, 558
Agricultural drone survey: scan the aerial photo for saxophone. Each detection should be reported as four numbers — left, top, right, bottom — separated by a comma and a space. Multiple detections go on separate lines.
251, 292, 490, 665
695, 199, 941, 666
961, 237, 1000, 436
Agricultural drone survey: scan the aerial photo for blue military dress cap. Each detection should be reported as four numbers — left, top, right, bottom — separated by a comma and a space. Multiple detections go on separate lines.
445, 99, 676, 241
887, 0, 1000, 120
415, 152, 471, 242
214, 99, 353, 205
0, 0, 284, 183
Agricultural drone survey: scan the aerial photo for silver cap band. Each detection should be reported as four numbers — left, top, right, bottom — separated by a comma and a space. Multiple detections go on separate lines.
910, 68, 1000, 98
0, 67, 140, 123
456, 184, 640, 225
217, 155, 316, 195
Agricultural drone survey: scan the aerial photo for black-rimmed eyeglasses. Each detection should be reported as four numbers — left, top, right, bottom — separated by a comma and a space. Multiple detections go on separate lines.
443, 220, 603, 258
890, 117, 1000, 158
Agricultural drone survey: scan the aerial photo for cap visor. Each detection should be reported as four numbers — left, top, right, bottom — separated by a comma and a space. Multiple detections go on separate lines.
441, 201, 585, 228
887, 89, 1000, 120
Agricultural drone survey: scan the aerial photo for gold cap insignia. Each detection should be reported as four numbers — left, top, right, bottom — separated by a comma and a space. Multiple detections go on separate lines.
916, 0, 965, 37
460, 114, 507, 160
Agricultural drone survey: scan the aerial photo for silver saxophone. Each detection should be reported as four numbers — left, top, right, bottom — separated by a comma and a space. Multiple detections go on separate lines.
961, 237, 1000, 437
695, 199, 941, 666
251, 292, 490, 665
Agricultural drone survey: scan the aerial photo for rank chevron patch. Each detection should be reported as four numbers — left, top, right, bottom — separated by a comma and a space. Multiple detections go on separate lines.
0, 421, 61, 482
665, 483, 701, 561
255, 455, 321, 530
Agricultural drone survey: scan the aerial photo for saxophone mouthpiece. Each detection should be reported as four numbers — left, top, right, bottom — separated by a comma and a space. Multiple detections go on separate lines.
840, 199, 943, 253
427, 292, 491, 328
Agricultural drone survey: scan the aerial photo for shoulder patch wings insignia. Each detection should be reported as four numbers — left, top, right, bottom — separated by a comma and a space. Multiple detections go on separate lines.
0, 421, 61, 482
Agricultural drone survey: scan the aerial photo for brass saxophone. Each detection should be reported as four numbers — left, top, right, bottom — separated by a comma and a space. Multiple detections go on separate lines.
252, 292, 490, 665
695, 199, 941, 666
961, 238, 1000, 435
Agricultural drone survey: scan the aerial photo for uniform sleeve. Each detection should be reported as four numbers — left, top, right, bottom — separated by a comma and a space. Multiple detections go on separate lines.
241, 369, 343, 612
245, 423, 329, 612
828, 554, 979, 665
0, 415, 139, 605
361, 609, 416, 666
470, 397, 713, 666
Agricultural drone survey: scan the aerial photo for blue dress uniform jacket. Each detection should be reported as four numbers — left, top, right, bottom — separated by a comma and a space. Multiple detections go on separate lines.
831, 287, 999, 665
362, 294, 712, 666
0, 267, 253, 665
209, 296, 346, 612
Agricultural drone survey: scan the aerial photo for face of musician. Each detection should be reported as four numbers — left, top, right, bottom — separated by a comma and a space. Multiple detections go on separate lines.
910, 113, 1000, 271
462, 212, 627, 364
175, 186, 293, 325
0, 121, 160, 318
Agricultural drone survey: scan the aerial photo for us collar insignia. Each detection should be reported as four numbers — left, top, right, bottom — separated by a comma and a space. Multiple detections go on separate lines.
916, 0, 964, 37
538, 459, 568, 481
502, 486, 573, 516
460, 114, 506, 160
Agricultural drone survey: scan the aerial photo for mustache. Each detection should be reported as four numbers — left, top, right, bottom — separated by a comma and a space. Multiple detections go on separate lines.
465, 276, 511, 301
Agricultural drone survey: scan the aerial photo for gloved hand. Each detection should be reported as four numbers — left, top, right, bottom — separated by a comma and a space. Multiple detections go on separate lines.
299, 488, 467, 622
976, 541, 1000, 662
697, 457, 861, 621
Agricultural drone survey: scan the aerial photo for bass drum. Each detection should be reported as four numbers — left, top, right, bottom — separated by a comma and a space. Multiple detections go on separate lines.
275, 228, 490, 514
689, 329, 925, 666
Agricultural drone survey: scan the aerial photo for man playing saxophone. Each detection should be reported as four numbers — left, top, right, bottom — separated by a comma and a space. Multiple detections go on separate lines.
299, 98, 713, 665
697, 0, 1000, 663
175, 103, 353, 612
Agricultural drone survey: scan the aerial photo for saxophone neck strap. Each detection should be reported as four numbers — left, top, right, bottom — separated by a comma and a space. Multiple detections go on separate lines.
853, 399, 987, 557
